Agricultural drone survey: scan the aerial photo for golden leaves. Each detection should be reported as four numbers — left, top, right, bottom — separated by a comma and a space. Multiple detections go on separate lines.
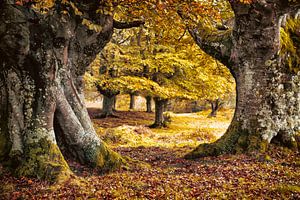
82, 19, 103, 32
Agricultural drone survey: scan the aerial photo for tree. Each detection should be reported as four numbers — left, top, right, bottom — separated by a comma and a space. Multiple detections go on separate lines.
0, 0, 143, 181
179, 0, 300, 158
208, 98, 223, 118
97, 64, 120, 118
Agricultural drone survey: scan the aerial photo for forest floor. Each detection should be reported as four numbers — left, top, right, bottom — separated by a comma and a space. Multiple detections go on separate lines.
1, 109, 300, 199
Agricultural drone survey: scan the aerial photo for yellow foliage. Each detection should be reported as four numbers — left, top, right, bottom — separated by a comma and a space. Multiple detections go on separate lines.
280, 18, 300, 73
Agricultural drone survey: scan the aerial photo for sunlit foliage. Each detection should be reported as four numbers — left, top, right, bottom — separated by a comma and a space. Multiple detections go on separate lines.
280, 17, 300, 73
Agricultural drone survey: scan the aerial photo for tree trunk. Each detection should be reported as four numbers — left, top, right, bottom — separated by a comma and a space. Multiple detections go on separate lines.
150, 98, 167, 128
0, 2, 124, 181
208, 99, 222, 118
100, 94, 117, 118
146, 96, 152, 113
129, 93, 135, 110
186, 2, 300, 158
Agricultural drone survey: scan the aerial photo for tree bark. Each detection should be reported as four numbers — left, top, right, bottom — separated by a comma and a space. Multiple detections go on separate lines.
0, 2, 124, 181
150, 98, 167, 128
129, 93, 136, 110
146, 96, 152, 113
185, 1, 300, 158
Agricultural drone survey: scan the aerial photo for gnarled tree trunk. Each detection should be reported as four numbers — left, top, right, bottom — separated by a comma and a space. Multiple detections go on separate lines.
0, 1, 126, 181
183, 1, 300, 158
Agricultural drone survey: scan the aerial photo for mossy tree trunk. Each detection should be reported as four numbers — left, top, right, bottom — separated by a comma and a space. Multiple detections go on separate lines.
0, 1, 134, 181
146, 96, 152, 113
150, 98, 167, 128
182, 1, 300, 158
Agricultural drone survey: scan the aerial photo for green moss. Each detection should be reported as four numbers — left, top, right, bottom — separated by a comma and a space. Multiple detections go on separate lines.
259, 140, 269, 153
247, 133, 264, 153
15, 138, 71, 182
93, 143, 126, 173
280, 18, 300, 73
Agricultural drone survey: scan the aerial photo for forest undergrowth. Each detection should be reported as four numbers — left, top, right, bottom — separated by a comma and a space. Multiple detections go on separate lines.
1, 109, 299, 199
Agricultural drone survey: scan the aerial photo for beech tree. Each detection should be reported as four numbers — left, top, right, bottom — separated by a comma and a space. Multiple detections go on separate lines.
180, 0, 300, 158
208, 98, 223, 117
0, 0, 143, 180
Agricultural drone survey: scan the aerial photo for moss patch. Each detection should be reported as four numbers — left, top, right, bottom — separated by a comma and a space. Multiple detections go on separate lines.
280, 18, 300, 73
94, 143, 126, 173
15, 138, 71, 182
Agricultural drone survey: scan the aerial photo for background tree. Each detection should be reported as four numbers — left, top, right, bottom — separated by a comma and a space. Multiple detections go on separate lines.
94, 23, 234, 127
207, 98, 223, 118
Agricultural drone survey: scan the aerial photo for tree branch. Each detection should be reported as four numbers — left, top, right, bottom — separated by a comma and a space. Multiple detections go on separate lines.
113, 19, 145, 29
177, 10, 234, 71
